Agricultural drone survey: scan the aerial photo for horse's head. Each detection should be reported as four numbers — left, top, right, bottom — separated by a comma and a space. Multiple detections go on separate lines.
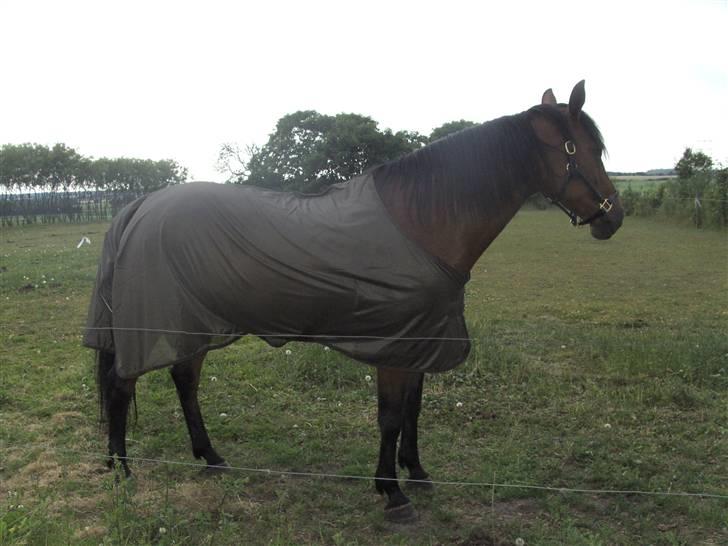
532, 80, 623, 240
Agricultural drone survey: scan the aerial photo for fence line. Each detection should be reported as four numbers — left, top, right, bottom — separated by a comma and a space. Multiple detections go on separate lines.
1, 444, 725, 500
1, 195, 726, 221
84, 326, 472, 343
626, 196, 724, 202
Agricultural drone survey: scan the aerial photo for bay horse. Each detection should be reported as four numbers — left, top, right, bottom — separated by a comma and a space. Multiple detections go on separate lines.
85, 81, 623, 522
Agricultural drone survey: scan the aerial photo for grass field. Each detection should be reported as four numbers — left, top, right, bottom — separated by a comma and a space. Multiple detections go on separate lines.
1, 211, 726, 545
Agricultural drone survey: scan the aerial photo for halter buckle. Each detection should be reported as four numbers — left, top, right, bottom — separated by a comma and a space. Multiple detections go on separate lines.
599, 198, 613, 212
564, 140, 576, 155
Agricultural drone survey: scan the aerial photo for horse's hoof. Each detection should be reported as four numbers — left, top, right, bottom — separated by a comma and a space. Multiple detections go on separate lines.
384, 502, 419, 524
200, 461, 231, 476
405, 477, 434, 490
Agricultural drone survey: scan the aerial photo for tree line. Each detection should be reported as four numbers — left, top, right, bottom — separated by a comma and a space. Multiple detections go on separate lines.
0, 143, 188, 225
3, 113, 724, 230
222, 113, 725, 230
0, 143, 187, 193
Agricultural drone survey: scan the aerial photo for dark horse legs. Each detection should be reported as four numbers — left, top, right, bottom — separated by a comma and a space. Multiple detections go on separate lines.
170, 355, 227, 469
375, 368, 430, 521
101, 351, 226, 475
397, 372, 432, 486
99, 351, 137, 477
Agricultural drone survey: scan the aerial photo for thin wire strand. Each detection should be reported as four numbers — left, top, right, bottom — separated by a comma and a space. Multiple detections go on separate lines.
610, 196, 726, 202
1, 444, 725, 500
83, 326, 472, 342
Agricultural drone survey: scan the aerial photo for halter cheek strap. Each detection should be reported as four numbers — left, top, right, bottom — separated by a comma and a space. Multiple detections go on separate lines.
544, 140, 617, 226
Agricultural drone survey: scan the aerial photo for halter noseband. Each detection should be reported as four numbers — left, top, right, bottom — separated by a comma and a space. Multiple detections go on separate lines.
544, 140, 616, 226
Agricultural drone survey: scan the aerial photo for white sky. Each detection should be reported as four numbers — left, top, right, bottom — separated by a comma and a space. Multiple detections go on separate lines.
1, 0, 725, 181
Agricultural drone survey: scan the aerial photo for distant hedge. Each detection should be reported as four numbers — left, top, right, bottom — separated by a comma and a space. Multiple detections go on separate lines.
619, 168, 727, 229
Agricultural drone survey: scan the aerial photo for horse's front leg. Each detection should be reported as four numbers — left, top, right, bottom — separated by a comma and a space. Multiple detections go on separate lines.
375, 368, 418, 522
397, 372, 433, 488
170, 355, 228, 471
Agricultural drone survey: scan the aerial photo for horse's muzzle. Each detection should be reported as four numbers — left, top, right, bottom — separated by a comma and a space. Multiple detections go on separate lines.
590, 194, 624, 240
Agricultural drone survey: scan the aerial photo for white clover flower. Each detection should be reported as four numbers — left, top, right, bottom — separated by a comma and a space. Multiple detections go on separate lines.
324, 346, 330, 352
603, 423, 612, 429
285, 349, 292, 356
219, 413, 228, 418
456, 402, 463, 408
210, 376, 218, 382
159, 527, 167, 535
364, 375, 372, 382
515, 538, 525, 546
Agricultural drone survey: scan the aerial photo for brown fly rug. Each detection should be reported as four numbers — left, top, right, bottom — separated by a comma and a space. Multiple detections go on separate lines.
83, 175, 471, 378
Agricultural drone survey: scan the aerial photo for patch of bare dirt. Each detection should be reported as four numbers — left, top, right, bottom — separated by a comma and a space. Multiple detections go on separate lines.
1, 450, 101, 501
51, 411, 85, 427
457, 528, 503, 546
73, 525, 107, 541
492, 498, 541, 521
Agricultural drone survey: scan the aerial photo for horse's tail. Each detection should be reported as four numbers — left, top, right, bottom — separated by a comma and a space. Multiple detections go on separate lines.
84, 195, 149, 357
88, 196, 149, 425
95, 349, 115, 423
95, 349, 137, 425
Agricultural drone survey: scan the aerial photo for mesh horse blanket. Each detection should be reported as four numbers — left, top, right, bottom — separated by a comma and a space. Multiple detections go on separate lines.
84, 175, 471, 378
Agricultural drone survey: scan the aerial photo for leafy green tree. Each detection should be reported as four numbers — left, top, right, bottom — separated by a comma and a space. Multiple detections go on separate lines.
97, 157, 187, 193
236, 111, 425, 192
429, 120, 478, 142
40, 143, 84, 191
675, 147, 713, 179
705, 168, 728, 228
0, 144, 47, 191
672, 147, 714, 200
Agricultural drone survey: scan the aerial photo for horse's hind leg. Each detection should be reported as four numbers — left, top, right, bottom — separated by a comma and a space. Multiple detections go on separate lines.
106, 372, 137, 477
397, 372, 433, 488
170, 355, 228, 470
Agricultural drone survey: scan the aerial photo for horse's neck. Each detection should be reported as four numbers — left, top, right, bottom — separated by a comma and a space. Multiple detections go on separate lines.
376, 180, 529, 275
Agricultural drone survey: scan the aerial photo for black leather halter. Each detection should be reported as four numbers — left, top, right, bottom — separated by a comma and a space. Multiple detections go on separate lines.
544, 140, 617, 226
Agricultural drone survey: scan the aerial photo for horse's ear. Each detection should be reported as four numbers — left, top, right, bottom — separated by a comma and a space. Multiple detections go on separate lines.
542, 88, 557, 106
568, 80, 586, 119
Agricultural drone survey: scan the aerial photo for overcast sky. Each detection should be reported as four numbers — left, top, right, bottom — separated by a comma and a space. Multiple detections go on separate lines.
1, 0, 725, 181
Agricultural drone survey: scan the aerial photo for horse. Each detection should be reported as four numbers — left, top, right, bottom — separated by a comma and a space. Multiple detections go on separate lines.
84, 81, 623, 523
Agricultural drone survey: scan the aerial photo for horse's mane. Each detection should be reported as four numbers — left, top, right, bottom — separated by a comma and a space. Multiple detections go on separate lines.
372, 104, 605, 223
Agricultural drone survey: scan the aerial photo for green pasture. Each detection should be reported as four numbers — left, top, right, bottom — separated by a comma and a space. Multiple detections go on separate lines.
1, 211, 726, 545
